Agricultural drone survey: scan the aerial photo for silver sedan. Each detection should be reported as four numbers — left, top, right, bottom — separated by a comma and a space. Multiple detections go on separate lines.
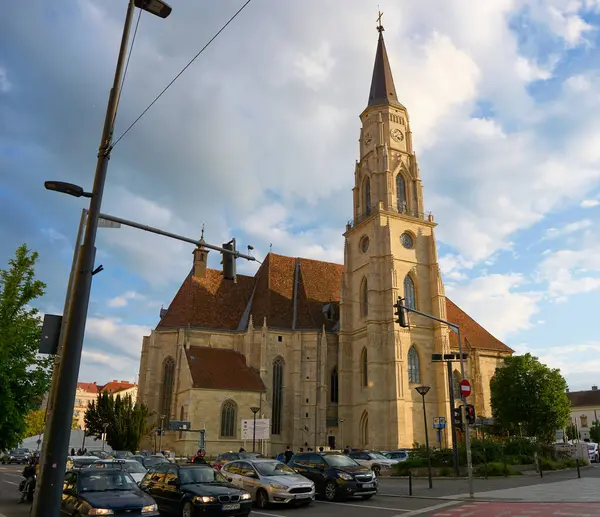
221, 458, 315, 509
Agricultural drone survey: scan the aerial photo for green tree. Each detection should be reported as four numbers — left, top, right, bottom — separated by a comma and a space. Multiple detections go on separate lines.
0, 244, 53, 450
490, 353, 571, 443
23, 409, 79, 438
85, 392, 151, 451
589, 421, 600, 443
566, 422, 580, 441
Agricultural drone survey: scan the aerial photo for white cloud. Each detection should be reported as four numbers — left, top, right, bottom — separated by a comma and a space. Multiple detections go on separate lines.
107, 291, 144, 308
0, 66, 10, 93
292, 41, 335, 90
85, 317, 150, 358
439, 254, 475, 281
515, 56, 553, 82
543, 219, 593, 239
581, 199, 600, 208
446, 273, 542, 339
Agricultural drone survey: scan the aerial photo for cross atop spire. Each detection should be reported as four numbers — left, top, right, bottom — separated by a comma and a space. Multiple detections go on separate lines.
367, 14, 400, 108
376, 9, 384, 32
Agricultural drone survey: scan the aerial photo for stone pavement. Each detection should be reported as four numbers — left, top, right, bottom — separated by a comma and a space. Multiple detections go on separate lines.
450, 477, 600, 502
427, 502, 600, 516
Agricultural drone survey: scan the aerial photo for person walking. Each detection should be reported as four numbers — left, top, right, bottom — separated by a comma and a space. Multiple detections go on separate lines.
283, 446, 294, 464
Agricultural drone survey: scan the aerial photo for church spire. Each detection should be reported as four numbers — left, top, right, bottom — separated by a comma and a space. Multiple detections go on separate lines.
368, 12, 400, 108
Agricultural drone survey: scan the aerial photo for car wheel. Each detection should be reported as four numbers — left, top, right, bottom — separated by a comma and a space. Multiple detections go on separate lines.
372, 465, 381, 477
181, 501, 193, 517
256, 488, 269, 509
324, 480, 338, 501
362, 494, 374, 500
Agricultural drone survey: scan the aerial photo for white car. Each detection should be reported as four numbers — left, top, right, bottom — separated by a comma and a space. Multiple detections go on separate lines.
349, 451, 398, 475
87, 458, 148, 483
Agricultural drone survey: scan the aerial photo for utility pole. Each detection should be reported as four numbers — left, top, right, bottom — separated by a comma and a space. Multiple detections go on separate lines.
394, 297, 474, 498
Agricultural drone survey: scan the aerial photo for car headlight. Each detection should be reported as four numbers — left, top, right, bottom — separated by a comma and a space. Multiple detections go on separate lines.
88, 510, 114, 516
141, 504, 157, 513
269, 483, 289, 490
193, 496, 216, 503
337, 472, 353, 481
240, 492, 252, 500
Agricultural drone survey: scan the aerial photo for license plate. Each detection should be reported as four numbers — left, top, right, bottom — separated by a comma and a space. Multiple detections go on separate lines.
296, 494, 311, 499
362, 482, 375, 489
222, 503, 241, 510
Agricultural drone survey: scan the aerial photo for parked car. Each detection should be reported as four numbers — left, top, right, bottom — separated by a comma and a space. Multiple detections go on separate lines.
212, 451, 263, 471
288, 451, 377, 501
222, 458, 315, 509
66, 455, 100, 470
61, 468, 158, 516
349, 450, 398, 475
139, 462, 252, 516
382, 450, 409, 462
88, 458, 148, 483
587, 442, 599, 463
1, 448, 30, 464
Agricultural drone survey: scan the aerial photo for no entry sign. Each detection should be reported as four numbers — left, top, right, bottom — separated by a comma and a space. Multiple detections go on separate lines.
460, 379, 471, 397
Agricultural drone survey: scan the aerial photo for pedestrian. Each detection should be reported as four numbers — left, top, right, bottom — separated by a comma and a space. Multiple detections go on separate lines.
239, 447, 246, 453
319, 446, 324, 452
193, 449, 207, 464
71, 448, 75, 456
284, 446, 294, 464
343, 445, 350, 454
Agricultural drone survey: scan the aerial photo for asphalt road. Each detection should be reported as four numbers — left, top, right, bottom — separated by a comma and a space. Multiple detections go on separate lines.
2, 464, 599, 517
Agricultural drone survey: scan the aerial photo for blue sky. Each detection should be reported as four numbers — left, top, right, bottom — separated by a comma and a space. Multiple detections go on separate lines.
2, 0, 600, 389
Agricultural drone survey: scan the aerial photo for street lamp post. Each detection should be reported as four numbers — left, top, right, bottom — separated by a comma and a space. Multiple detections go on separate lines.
250, 407, 260, 453
32, 2, 171, 516
101, 423, 108, 452
159, 414, 166, 452
415, 385, 433, 489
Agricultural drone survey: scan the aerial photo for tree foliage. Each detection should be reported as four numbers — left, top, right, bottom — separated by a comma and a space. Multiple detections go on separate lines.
589, 421, 600, 443
490, 353, 571, 443
23, 409, 79, 438
85, 391, 151, 451
0, 244, 53, 450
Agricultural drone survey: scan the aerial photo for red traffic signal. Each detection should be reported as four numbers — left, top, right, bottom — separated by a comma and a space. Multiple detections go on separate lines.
465, 404, 476, 425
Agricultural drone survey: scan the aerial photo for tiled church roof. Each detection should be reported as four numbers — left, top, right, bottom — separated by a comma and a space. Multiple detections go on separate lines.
185, 346, 265, 392
567, 388, 600, 407
157, 252, 512, 354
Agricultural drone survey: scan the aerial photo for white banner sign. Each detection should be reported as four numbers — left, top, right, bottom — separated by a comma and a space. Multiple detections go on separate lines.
241, 418, 270, 440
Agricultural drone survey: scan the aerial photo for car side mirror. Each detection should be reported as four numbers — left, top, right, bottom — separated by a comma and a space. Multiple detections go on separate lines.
246, 471, 257, 478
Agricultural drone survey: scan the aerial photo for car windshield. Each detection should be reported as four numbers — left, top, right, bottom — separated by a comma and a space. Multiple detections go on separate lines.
180, 467, 227, 485
254, 461, 297, 477
10, 450, 26, 455
79, 472, 138, 492
143, 457, 169, 468
73, 458, 98, 468
368, 453, 389, 460
588, 444, 596, 451
121, 461, 147, 473
323, 454, 360, 467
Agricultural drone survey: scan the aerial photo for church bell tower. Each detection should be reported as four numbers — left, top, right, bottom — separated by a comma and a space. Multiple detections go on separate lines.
337, 13, 451, 450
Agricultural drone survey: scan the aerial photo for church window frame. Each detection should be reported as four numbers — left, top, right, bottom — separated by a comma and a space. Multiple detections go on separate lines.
364, 177, 372, 216
158, 356, 175, 426
330, 367, 339, 404
404, 274, 416, 311
396, 173, 408, 213
580, 415, 589, 428
220, 400, 237, 438
361, 277, 369, 317
272, 357, 284, 435
407, 346, 420, 384
361, 348, 368, 387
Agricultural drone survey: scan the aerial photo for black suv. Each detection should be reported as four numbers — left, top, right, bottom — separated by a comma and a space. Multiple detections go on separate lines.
288, 452, 377, 501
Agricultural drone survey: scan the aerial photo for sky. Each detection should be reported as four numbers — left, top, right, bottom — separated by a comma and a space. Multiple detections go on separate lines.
1, 0, 600, 391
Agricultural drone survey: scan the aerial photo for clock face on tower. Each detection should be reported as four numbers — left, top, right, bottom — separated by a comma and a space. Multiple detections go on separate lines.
390, 128, 404, 142
364, 133, 373, 146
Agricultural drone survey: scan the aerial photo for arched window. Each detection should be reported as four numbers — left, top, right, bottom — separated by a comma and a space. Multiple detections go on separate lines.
359, 410, 369, 447
159, 357, 175, 425
361, 278, 369, 317
272, 358, 284, 435
330, 367, 339, 404
220, 400, 237, 437
404, 275, 416, 310
364, 178, 372, 215
361, 348, 368, 387
408, 346, 420, 384
453, 370, 462, 400
396, 174, 407, 212
581, 415, 589, 428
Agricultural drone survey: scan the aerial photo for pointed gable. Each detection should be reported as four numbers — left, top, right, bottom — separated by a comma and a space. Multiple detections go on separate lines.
445, 298, 513, 354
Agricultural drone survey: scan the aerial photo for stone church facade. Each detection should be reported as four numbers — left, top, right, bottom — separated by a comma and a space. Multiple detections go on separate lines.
137, 23, 513, 456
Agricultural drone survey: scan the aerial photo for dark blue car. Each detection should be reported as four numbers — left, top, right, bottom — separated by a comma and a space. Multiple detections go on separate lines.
61, 468, 159, 516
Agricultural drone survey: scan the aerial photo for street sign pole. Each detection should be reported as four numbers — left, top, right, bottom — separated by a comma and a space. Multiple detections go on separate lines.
457, 328, 474, 499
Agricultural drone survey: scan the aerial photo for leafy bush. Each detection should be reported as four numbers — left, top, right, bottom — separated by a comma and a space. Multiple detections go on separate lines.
473, 462, 521, 477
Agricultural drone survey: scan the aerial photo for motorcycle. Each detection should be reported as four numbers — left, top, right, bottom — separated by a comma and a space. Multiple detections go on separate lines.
18, 474, 36, 502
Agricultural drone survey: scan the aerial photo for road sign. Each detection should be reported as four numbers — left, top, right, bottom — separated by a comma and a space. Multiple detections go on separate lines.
433, 417, 446, 429
241, 419, 270, 440
460, 379, 471, 397
168, 420, 191, 431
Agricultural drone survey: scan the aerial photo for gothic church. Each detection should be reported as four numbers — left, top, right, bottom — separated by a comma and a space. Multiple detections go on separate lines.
137, 22, 513, 455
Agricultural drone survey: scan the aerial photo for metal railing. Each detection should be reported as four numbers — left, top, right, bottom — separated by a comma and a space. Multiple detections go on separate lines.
347, 204, 431, 228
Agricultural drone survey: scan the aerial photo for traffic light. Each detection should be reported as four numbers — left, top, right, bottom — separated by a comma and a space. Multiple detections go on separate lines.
452, 407, 463, 429
465, 404, 476, 425
393, 296, 409, 328
222, 238, 237, 283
